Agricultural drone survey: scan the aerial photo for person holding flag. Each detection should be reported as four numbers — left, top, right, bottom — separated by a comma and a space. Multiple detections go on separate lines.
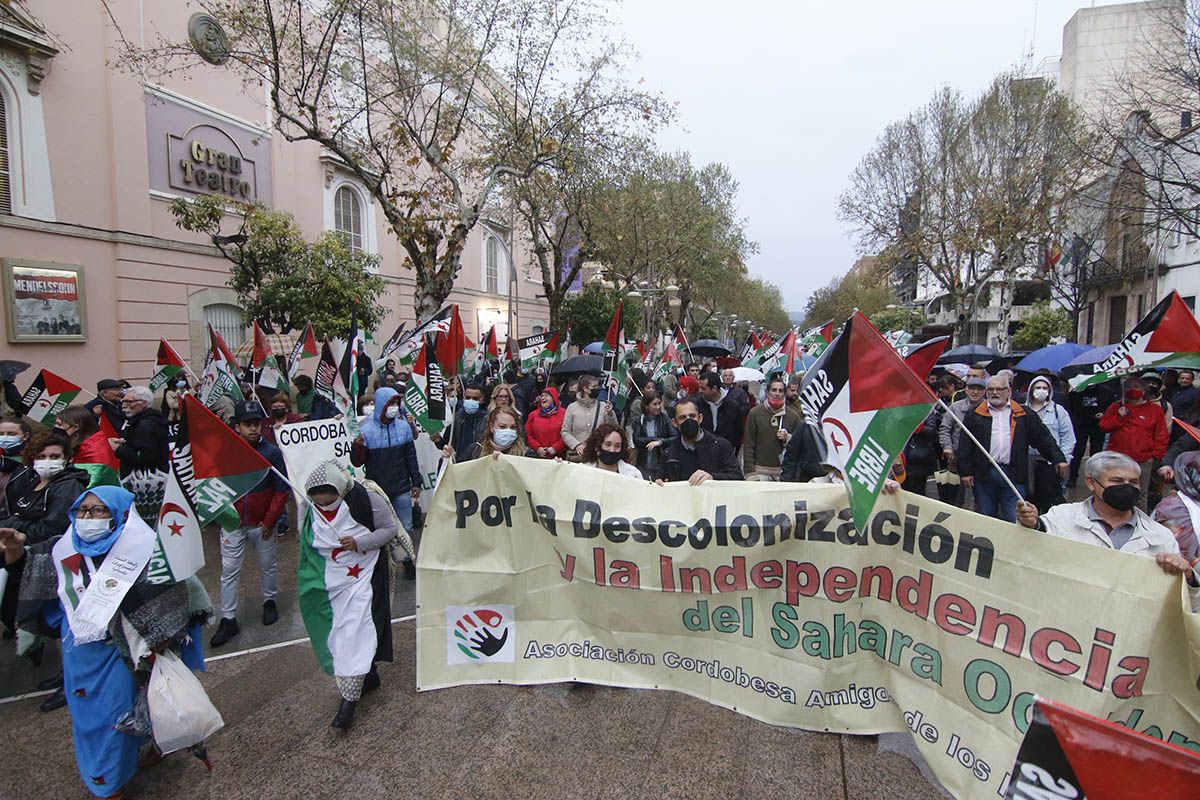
299, 460, 396, 731
957, 375, 1067, 523
1097, 376, 1169, 511
53, 407, 120, 489
1, 485, 211, 798
743, 378, 799, 481
209, 401, 289, 648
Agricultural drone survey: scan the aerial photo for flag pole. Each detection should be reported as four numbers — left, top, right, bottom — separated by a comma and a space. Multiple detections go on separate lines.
936, 397, 1025, 501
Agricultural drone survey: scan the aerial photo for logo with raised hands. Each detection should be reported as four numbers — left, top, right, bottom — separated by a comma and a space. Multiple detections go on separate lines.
446, 605, 515, 664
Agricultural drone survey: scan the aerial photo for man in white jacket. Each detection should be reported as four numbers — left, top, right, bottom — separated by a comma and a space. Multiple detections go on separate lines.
1016, 451, 1199, 610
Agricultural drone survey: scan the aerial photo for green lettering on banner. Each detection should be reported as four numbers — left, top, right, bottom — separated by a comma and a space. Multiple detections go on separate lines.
415, 457, 1200, 800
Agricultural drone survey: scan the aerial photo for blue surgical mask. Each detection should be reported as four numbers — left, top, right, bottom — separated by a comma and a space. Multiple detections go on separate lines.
463, 399, 481, 414
0, 434, 22, 452
492, 428, 518, 449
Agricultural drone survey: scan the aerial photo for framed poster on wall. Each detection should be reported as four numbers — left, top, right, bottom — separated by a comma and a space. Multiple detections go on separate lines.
2, 259, 88, 343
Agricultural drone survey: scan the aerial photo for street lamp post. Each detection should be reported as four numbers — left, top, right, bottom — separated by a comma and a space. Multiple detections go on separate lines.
480, 222, 519, 342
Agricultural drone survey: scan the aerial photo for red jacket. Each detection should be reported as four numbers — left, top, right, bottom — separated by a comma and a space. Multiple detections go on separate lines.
525, 387, 567, 456
1099, 400, 1168, 462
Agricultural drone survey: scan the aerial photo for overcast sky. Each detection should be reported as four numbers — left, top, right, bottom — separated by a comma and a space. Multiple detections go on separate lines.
612, 0, 1120, 314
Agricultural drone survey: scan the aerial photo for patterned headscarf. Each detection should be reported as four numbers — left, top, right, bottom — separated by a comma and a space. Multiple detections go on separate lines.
1176, 451, 1200, 501
304, 459, 352, 498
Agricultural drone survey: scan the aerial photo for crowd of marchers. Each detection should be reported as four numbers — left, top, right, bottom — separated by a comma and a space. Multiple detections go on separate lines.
0, 354, 1198, 799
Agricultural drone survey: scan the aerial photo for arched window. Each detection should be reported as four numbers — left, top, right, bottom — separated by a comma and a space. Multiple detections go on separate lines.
334, 185, 363, 251
204, 303, 246, 349
0, 91, 10, 215
531, 324, 545, 335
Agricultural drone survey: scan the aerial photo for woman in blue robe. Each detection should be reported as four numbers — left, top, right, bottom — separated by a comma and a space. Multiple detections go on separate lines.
1, 485, 207, 798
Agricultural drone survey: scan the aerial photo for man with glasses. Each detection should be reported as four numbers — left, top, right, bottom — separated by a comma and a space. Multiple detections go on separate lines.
1017, 451, 1199, 609
108, 387, 168, 479
957, 375, 1066, 522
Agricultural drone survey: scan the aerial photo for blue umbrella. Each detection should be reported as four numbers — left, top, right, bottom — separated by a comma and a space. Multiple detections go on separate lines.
1064, 344, 1117, 367
583, 341, 605, 354
1013, 343, 1093, 373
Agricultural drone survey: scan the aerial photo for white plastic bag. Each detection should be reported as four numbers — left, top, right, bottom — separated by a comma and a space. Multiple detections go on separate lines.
147, 649, 224, 754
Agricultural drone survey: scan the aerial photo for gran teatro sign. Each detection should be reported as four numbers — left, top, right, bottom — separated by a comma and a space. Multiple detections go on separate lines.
168, 125, 255, 199
145, 87, 273, 204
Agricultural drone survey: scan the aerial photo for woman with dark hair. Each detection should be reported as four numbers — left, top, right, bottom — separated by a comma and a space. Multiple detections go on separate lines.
455, 407, 528, 462
55, 405, 120, 487
581, 422, 643, 479
629, 392, 675, 480
0, 415, 32, 515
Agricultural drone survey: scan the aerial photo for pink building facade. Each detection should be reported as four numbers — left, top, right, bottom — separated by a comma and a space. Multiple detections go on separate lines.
0, 2, 550, 391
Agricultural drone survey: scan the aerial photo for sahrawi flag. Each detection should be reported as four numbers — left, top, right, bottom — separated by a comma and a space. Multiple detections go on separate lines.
517, 330, 564, 371
286, 322, 319, 378
19, 370, 81, 426
149, 339, 187, 393
602, 302, 631, 407
252, 321, 289, 392
153, 395, 271, 582
798, 310, 937, 531
652, 339, 684, 381
199, 324, 244, 409
404, 334, 448, 436
1070, 290, 1200, 390
799, 319, 834, 358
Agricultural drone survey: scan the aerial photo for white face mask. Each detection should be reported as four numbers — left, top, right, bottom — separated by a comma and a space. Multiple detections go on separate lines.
74, 518, 113, 542
385, 405, 401, 419
33, 459, 65, 479
492, 428, 518, 449
1031, 388, 1050, 402
315, 499, 342, 512
362, 404, 375, 417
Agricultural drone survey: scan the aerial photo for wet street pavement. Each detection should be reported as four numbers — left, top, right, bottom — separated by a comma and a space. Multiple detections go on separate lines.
0, 519, 945, 799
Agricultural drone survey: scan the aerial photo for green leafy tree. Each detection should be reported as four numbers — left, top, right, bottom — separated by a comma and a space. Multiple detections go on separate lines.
869, 306, 926, 334
115, 0, 645, 323
1012, 301, 1074, 350
170, 195, 385, 340
558, 283, 640, 348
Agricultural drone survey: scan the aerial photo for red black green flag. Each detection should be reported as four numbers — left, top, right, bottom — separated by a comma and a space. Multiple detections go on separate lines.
1069, 290, 1200, 390
798, 310, 937, 531
149, 339, 187, 392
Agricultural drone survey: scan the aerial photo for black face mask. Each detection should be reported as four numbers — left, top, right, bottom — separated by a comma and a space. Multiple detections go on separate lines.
598, 449, 623, 466
272, 408, 288, 419
1100, 483, 1140, 512
679, 418, 700, 439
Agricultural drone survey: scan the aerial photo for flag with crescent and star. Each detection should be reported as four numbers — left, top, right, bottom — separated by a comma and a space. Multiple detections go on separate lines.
798, 310, 937, 532
154, 395, 273, 582
1068, 290, 1200, 390
18, 369, 81, 426
798, 319, 834, 358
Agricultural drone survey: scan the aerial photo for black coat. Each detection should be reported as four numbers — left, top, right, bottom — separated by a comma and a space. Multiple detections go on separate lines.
904, 411, 940, 478
629, 411, 678, 476
690, 393, 746, 449
662, 432, 743, 482
0, 466, 88, 546
957, 400, 1065, 484
115, 407, 170, 476
780, 422, 827, 483
85, 397, 126, 434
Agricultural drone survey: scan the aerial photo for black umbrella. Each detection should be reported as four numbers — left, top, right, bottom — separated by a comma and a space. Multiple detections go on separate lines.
0, 360, 30, 383
690, 339, 732, 357
937, 344, 1001, 365
551, 354, 603, 376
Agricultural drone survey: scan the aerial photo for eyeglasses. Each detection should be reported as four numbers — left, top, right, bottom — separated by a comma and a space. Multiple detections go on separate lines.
75, 505, 112, 519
